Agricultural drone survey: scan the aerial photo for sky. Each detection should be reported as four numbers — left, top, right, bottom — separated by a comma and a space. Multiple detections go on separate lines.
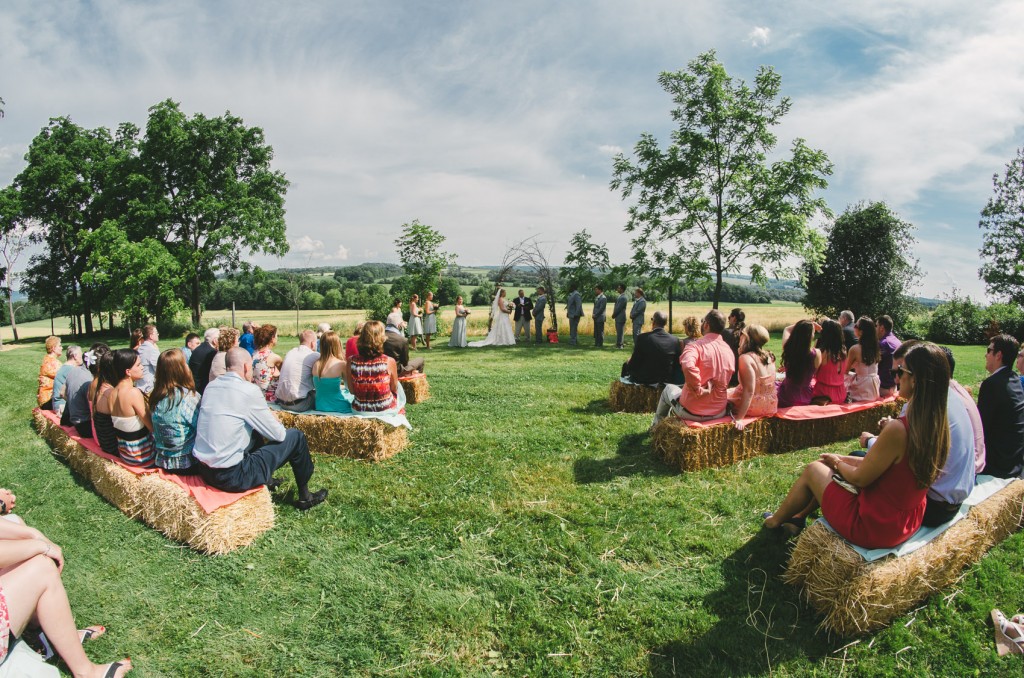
2, 0, 1022, 300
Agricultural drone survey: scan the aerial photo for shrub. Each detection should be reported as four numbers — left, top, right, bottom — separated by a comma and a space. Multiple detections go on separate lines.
927, 292, 989, 345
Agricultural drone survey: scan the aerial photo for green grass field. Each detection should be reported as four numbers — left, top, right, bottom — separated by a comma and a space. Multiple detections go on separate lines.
0, 328, 1019, 676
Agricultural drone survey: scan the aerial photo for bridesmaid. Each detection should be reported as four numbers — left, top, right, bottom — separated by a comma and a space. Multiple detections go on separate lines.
422, 291, 438, 349
408, 294, 424, 350
449, 296, 470, 348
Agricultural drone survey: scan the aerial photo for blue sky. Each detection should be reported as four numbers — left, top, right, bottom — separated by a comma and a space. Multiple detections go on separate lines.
2, 0, 1022, 300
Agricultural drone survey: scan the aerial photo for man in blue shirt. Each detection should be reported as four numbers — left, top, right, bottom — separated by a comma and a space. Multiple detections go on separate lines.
239, 321, 256, 356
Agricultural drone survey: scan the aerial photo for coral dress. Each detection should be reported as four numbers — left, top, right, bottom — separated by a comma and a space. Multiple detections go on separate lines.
846, 361, 881, 402
812, 355, 847, 404
821, 416, 926, 549
727, 357, 778, 418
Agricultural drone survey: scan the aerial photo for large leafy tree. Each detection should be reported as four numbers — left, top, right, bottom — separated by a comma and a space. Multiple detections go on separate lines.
979, 147, 1024, 303
0, 187, 30, 342
611, 50, 832, 309
802, 201, 921, 327
136, 99, 290, 323
393, 219, 456, 297
561, 229, 610, 301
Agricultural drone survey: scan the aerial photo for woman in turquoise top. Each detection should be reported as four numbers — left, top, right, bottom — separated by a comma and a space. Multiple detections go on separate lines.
312, 331, 353, 413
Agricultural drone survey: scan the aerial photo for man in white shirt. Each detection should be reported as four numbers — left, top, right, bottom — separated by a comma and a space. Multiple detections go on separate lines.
134, 324, 160, 394
276, 330, 320, 412
193, 349, 327, 510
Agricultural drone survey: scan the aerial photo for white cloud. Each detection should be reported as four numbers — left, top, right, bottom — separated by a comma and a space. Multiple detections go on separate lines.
289, 235, 323, 254
598, 144, 623, 156
747, 26, 771, 47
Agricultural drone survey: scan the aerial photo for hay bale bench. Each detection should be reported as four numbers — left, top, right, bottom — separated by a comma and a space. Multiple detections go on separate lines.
399, 373, 431, 403
33, 410, 274, 555
608, 380, 663, 413
274, 411, 408, 462
784, 478, 1024, 636
651, 398, 904, 473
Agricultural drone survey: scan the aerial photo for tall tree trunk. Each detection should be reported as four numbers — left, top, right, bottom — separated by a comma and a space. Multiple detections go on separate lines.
668, 283, 673, 334
6, 284, 18, 341
83, 298, 94, 334
191, 274, 201, 325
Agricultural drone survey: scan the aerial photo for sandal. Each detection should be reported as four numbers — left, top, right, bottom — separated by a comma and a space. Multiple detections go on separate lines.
36, 625, 105, 661
102, 659, 131, 677
762, 512, 806, 537
992, 609, 1024, 656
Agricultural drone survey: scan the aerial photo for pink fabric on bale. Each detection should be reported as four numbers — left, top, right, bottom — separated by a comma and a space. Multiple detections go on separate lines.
681, 395, 897, 428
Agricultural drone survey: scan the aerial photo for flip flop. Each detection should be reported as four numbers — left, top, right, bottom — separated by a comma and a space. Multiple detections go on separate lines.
992, 609, 1024, 656
36, 626, 106, 661
102, 659, 131, 677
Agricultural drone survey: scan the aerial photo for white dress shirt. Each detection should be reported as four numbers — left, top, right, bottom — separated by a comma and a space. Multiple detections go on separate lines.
193, 372, 287, 468
275, 345, 320, 402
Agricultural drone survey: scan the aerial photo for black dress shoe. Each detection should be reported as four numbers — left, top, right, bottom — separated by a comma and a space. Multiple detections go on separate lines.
296, 488, 328, 511
265, 476, 284, 492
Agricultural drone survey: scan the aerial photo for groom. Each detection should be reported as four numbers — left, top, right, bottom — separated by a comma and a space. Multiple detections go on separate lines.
513, 289, 533, 341
533, 286, 547, 343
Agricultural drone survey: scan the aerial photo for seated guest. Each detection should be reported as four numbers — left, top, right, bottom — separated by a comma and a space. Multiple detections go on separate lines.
276, 330, 321, 413
384, 324, 425, 376
251, 324, 282, 403
385, 299, 406, 334
316, 322, 331, 352
764, 343, 951, 548
91, 350, 120, 456
979, 334, 1024, 479
61, 349, 96, 439
149, 349, 201, 475
877, 315, 902, 397
652, 310, 735, 426
723, 308, 746, 387
943, 348, 986, 474
311, 332, 352, 413
621, 311, 680, 385
839, 310, 857, 350
347, 321, 400, 413
134, 324, 160, 394
727, 324, 777, 421
105, 349, 155, 468
811, 319, 847, 404
37, 335, 62, 410
844, 316, 881, 402
681, 316, 702, 350
128, 328, 144, 350
208, 327, 240, 383
777, 320, 821, 407
238, 321, 256, 356
181, 332, 201, 362
52, 345, 83, 418
345, 322, 365, 361
188, 327, 220, 394
193, 348, 327, 510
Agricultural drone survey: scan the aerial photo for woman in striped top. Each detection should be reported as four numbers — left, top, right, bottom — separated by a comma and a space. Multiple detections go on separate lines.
346, 321, 399, 413
91, 349, 120, 455
105, 348, 155, 467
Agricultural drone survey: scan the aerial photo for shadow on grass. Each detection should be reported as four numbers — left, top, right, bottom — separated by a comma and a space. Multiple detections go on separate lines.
573, 433, 676, 483
570, 398, 610, 415
648, 532, 830, 676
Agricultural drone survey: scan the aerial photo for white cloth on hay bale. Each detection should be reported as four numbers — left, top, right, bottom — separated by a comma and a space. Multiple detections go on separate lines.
270, 386, 412, 430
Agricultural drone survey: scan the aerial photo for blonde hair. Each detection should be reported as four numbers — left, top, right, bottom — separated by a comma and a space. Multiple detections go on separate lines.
45, 335, 61, 353
683, 316, 701, 340
357, 321, 386, 359
314, 332, 345, 377
217, 327, 240, 352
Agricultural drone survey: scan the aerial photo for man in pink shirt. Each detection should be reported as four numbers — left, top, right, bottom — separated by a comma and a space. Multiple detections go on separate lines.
651, 310, 735, 427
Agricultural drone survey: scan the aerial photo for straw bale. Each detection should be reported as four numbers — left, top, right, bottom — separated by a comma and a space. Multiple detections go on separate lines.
784, 480, 1024, 636
274, 411, 407, 462
651, 417, 774, 472
400, 374, 431, 403
608, 380, 662, 413
771, 400, 904, 453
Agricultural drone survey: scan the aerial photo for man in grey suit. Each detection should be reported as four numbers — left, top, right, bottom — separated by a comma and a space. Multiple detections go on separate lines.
533, 286, 548, 343
630, 288, 647, 341
612, 284, 628, 348
566, 283, 584, 345
592, 285, 607, 347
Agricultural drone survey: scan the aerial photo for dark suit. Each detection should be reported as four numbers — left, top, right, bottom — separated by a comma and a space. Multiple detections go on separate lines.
189, 341, 217, 394
513, 296, 533, 340
978, 367, 1024, 478
384, 332, 424, 375
842, 324, 857, 351
721, 328, 742, 387
621, 327, 682, 385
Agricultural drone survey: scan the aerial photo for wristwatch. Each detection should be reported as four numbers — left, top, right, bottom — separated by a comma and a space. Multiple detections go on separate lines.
0, 498, 7, 515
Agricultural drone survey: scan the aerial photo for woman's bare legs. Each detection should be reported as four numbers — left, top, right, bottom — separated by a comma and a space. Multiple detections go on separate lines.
763, 460, 833, 529
1, 555, 131, 678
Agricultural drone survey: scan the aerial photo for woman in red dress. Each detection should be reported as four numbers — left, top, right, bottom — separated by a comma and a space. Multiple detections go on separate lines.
346, 321, 399, 413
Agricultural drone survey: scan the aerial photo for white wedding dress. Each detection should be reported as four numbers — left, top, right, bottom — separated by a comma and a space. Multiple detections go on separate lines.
469, 292, 516, 347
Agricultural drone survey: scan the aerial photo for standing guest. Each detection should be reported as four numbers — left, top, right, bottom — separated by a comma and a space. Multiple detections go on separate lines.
877, 315, 902, 397
384, 323, 425, 376
512, 289, 533, 342
727, 325, 778, 422
844, 316, 881, 402
37, 336, 62, 410
193, 348, 327, 510
592, 285, 607, 348
449, 297, 470, 348
251, 324, 282, 403
979, 334, 1024, 479
621, 311, 680, 385
612, 284, 628, 349
811, 319, 848, 405
134, 325, 160, 394
52, 345, 82, 418
777, 320, 822, 408
839, 310, 857, 351
60, 350, 95, 438
533, 287, 548, 343
91, 350, 120, 456
565, 283, 583, 346
652, 310, 735, 425
106, 349, 155, 468
311, 332, 352, 413
208, 327, 240, 384
345, 322, 365, 361
681, 316, 702, 351
128, 329, 144, 351
188, 327, 220, 395
149, 349, 200, 475
629, 288, 647, 341
422, 291, 439, 349
238, 321, 256, 356
276, 330, 321, 413
385, 299, 406, 335
408, 294, 423, 350
181, 333, 201, 362
347, 321, 400, 413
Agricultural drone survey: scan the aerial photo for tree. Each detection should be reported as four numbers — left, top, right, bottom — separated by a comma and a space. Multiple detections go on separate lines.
561, 229, 610, 300
611, 50, 832, 309
0, 187, 31, 342
802, 202, 921, 327
136, 99, 290, 324
979, 147, 1024, 303
393, 219, 456, 297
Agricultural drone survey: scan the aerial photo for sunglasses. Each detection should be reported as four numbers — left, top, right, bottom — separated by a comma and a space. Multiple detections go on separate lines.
890, 365, 913, 379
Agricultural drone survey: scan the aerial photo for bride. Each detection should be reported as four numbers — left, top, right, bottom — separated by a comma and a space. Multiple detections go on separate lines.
469, 288, 516, 347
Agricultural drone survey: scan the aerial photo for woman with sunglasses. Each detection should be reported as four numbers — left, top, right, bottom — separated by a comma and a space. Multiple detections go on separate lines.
764, 342, 950, 548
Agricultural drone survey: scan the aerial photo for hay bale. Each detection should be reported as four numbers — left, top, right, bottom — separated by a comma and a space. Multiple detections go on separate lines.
771, 400, 904, 453
274, 411, 408, 462
651, 417, 774, 472
400, 374, 431, 403
784, 480, 1024, 635
608, 380, 662, 413
33, 412, 273, 554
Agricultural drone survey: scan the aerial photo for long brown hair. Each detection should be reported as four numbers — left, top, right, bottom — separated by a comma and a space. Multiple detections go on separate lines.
782, 320, 815, 383
314, 332, 345, 377
254, 324, 277, 350
856, 316, 880, 365
903, 343, 950, 489
148, 348, 197, 413
357, 321, 386, 359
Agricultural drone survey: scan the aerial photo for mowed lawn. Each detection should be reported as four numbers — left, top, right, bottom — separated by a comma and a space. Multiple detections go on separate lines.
0, 327, 1020, 676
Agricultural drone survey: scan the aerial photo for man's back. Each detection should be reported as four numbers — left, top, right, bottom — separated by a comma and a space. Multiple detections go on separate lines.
979, 368, 1024, 478
626, 328, 680, 384
194, 372, 285, 468
383, 333, 410, 367
679, 333, 735, 416
277, 345, 319, 402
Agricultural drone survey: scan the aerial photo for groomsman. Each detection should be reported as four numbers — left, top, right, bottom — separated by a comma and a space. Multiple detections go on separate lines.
612, 284, 628, 348
592, 285, 607, 347
533, 286, 548, 343
513, 289, 533, 341
630, 288, 647, 340
566, 283, 583, 345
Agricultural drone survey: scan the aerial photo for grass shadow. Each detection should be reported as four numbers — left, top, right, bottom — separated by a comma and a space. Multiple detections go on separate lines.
573, 432, 675, 483
570, 398, 610, 415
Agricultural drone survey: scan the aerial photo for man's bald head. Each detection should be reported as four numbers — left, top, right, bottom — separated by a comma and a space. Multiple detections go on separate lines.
300, 329, 317, 347
225, 348, 252, 375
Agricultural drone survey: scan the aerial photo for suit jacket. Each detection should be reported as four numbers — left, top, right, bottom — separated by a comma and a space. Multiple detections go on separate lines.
566, 291, 583, 319
624, 328, 681, 384
592, 294, 607, 321
534, 294, 547, 321
383, 333, 414, 372
513, 296, 533, 321
189, 341, 217, 394
978, 367, 1024, 478
612, 293, 628, 323
842, 325, 857, 351
630, 297, 646, 322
